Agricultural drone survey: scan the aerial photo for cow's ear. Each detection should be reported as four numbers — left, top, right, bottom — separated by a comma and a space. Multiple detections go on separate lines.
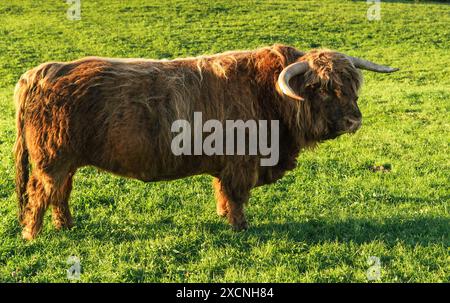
271, 44, 304, 66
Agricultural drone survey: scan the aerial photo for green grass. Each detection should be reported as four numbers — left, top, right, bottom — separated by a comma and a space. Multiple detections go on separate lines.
0, 0, 449, 282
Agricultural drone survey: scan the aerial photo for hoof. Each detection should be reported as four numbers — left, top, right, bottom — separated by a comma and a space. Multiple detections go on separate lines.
217, 208, 228, 218
22, 229, 35, 241
53, 220, 74, 231
231, 220, 249, 232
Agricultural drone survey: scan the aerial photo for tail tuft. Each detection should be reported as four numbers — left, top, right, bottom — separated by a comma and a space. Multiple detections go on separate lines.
13, 75, 31, 223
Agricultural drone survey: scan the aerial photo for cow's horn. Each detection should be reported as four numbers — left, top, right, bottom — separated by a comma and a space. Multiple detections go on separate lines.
277, 62, 309, 101
347, 55, 399, 73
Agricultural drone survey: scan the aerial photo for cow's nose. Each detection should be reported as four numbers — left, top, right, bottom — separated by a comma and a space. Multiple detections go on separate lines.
345, 118, 362, 133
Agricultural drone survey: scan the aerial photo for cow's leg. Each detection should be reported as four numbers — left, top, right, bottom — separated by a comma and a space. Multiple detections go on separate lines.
51, 172, 74, 230
219, 167, 258, 231
21, 170, 51, 240
21, 169, 71, 240
213, 177, 228, 217
227, 194, 248, 231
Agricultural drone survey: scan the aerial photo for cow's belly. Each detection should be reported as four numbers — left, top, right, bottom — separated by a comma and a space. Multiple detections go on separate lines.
78, 99, 229, 182
92, 142, 221, 182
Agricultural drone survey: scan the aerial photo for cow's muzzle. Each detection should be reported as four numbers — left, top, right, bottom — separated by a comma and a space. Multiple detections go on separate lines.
344, 118, 362, 133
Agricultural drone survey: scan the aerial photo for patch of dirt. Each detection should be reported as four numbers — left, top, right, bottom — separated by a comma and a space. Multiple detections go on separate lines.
370, 164, 392, 173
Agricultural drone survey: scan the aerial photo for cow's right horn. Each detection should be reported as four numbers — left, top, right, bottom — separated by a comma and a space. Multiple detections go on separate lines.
277, 62, 309, 101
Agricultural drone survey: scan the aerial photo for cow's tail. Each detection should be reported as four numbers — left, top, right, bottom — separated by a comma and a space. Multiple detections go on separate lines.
13, 73, 31, 223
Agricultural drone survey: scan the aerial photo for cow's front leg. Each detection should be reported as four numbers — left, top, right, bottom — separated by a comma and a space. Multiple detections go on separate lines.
227, 194, 249, 232
219, 165, 258, 231
213, 177, 228, 217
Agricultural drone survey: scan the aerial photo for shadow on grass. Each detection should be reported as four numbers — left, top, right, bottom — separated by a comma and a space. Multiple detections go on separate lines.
352, 0, 449, 4
248, 217, 449, 247
78, 215, 449, 248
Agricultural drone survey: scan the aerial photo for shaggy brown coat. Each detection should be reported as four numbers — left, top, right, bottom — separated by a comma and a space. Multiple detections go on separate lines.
14, 44, 363, 240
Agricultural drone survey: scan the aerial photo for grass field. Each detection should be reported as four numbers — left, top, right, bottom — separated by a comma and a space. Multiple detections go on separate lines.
0, 0, 449, 282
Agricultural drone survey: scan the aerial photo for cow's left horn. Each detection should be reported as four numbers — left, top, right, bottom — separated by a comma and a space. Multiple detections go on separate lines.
277, 62, 309, 101
347, 55, 399, 73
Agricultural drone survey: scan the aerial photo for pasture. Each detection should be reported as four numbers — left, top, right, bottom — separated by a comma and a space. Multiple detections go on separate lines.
0, 0, 449, 282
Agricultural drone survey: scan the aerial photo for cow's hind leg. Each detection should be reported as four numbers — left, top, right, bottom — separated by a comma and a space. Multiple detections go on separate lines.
51, 172, 74, 230
21, 169, 73, 240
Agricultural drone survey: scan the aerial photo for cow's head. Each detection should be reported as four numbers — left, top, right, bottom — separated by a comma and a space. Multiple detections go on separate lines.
277, 49, 398, 140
